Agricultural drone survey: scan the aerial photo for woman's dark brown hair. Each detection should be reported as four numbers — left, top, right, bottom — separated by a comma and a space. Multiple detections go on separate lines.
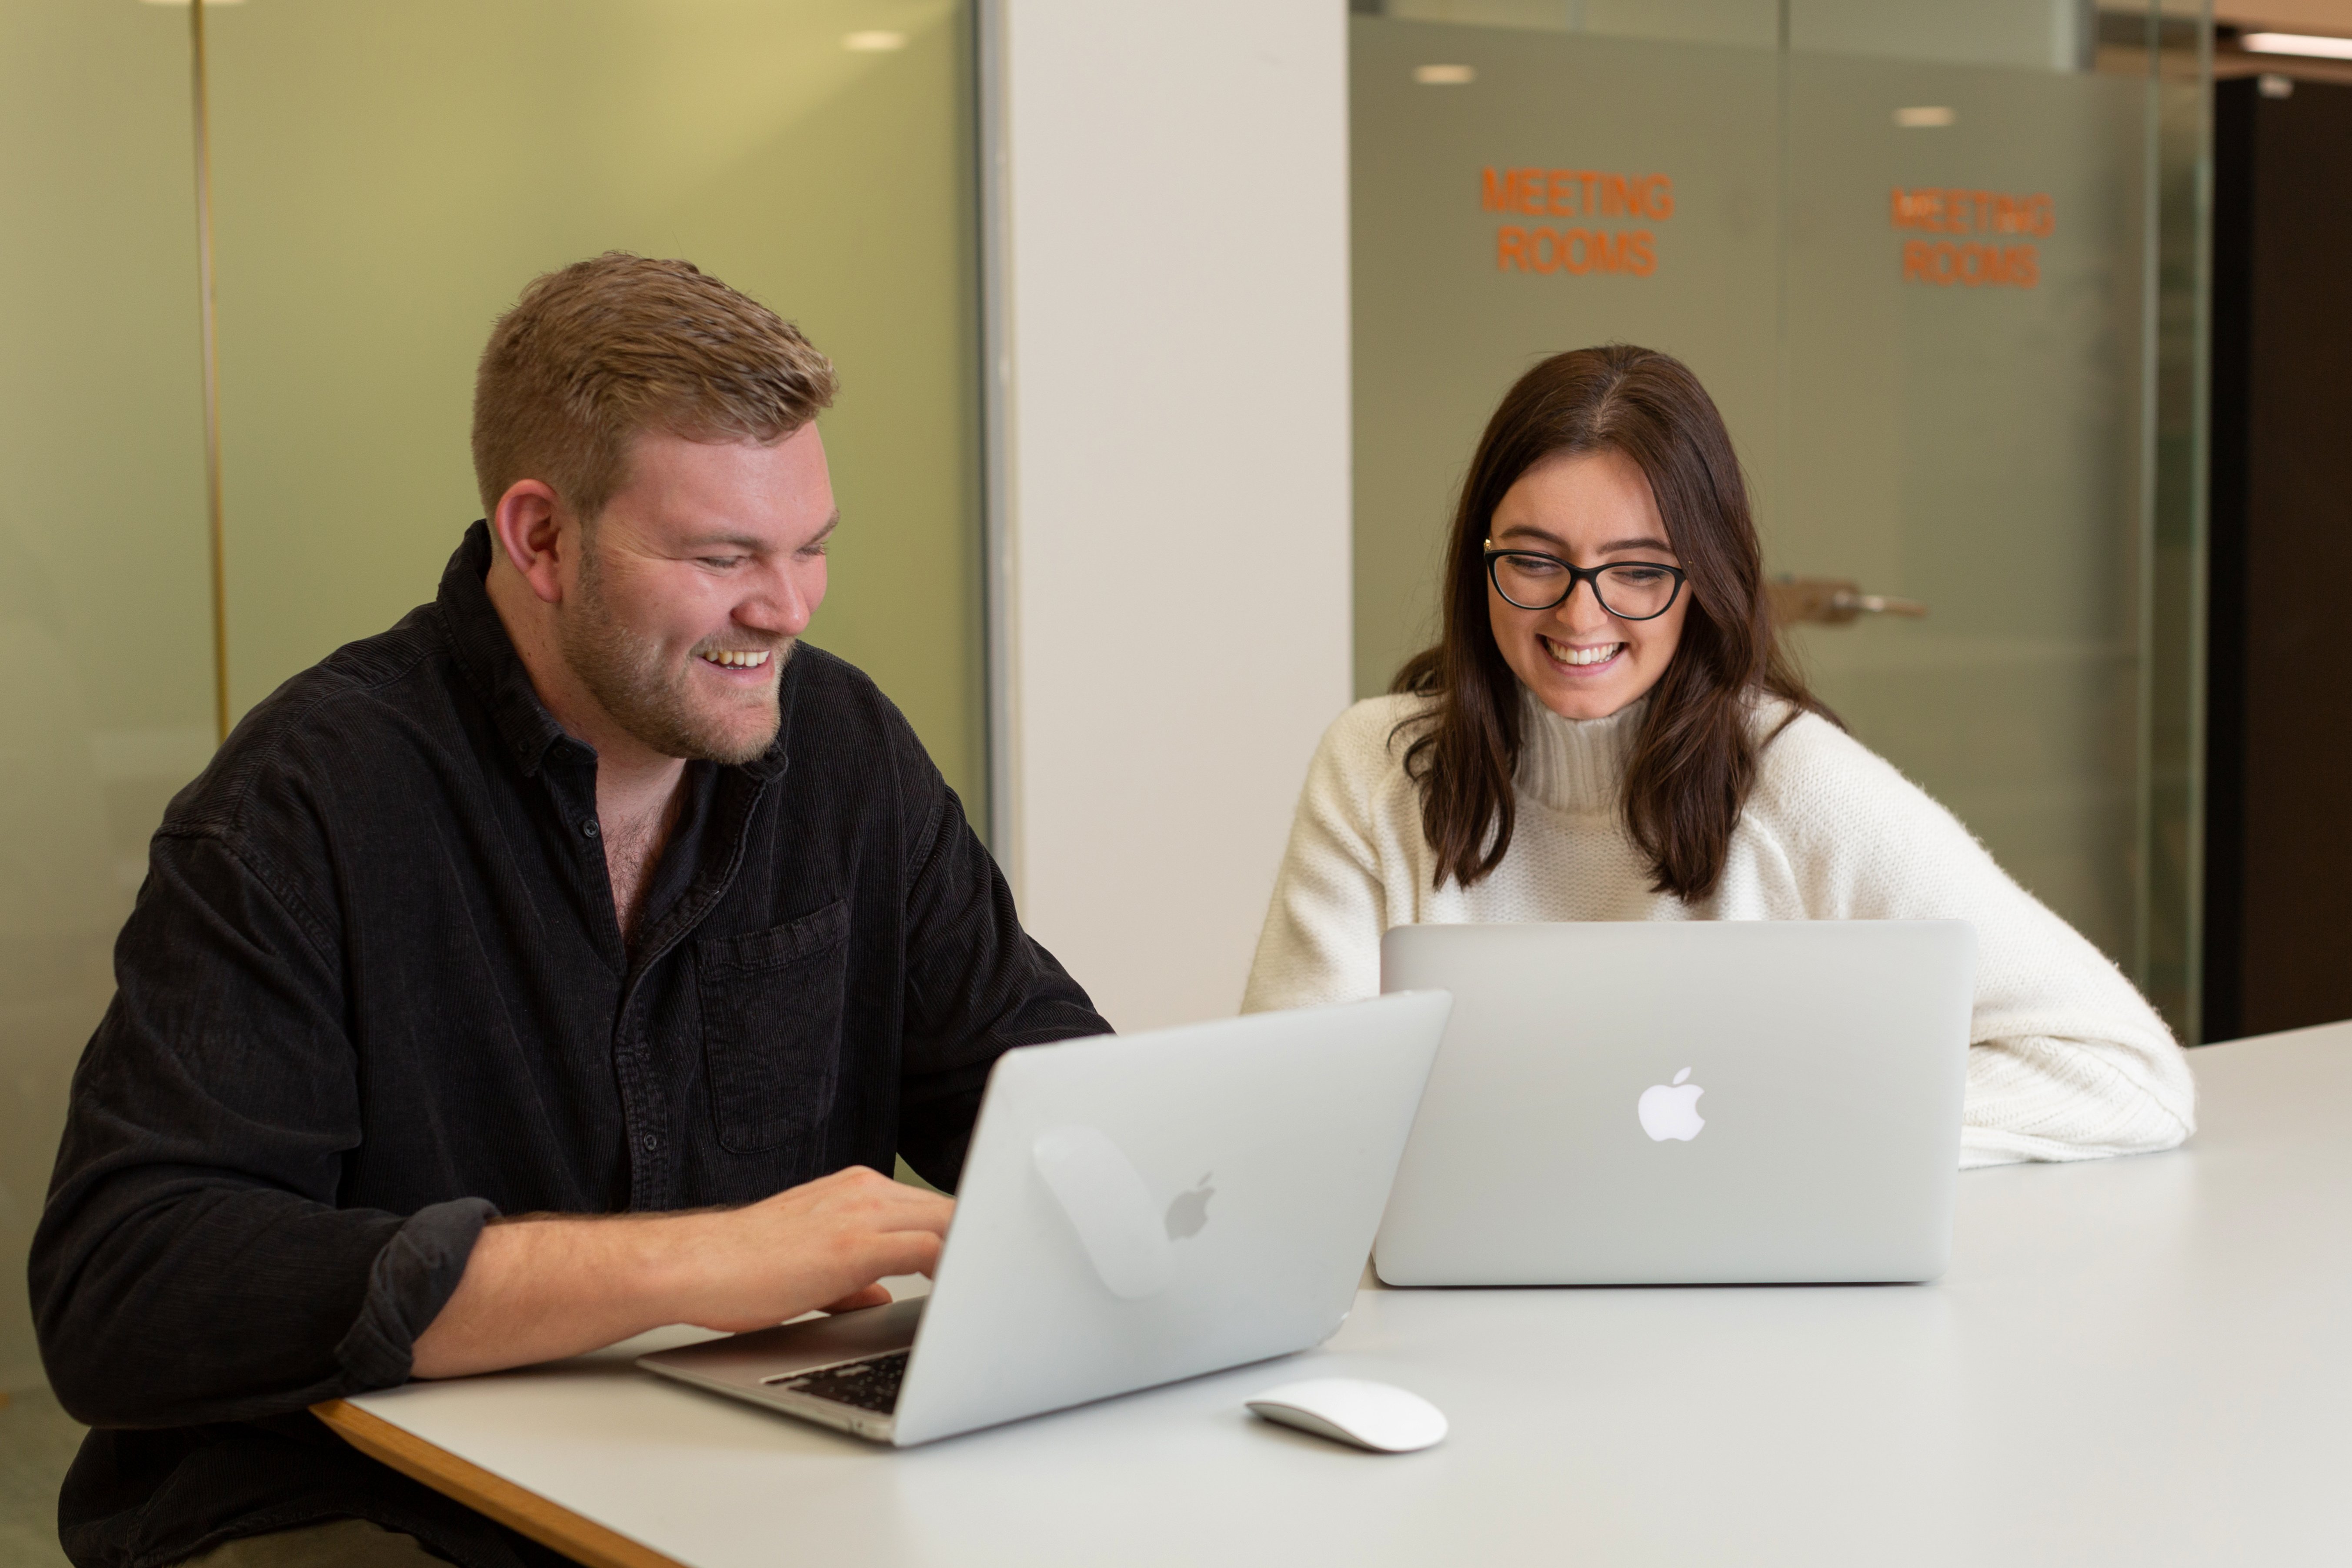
1393, 344, 1831, 902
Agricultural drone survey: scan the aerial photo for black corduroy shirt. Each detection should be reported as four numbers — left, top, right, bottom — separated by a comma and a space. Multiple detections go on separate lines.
30, 522, 1107, 1568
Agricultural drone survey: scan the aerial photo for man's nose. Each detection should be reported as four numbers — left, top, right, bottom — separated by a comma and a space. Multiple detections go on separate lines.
738, 562, 814, 639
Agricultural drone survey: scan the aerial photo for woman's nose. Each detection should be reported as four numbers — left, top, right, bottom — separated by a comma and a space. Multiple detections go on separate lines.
1551, 578, 1615, 634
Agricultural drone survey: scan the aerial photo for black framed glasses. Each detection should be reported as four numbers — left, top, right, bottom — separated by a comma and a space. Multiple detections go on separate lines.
1483, 541, 1688, 621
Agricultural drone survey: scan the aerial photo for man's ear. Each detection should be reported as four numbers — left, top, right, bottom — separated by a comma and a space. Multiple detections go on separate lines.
490, 480, 572, 607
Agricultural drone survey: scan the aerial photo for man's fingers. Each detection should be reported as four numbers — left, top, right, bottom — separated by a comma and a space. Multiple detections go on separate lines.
699, 1171, 955, 1328
858, 1228, 944, 1281
771, 1168, 956, 1233
821, 1180, 954, 1234
818, 1284, 894, 1314
887, 1194, 955, 1235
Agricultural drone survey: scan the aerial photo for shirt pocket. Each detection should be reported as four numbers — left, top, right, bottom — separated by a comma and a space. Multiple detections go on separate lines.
695, 899, 852, 1158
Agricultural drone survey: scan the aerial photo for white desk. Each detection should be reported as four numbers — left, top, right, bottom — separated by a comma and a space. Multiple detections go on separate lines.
325, 1022, 2352, 1567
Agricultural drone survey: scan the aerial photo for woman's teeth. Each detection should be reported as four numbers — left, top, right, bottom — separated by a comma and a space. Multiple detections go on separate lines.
698, 649, 771, 669
1544, 638, 1623, 669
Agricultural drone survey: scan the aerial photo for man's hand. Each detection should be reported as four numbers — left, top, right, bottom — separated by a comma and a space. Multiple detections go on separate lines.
410, 1166, 953, 1380
664, 1167, 953, 1332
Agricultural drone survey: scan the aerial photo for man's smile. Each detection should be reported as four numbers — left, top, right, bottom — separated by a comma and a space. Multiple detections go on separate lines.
696, 648, 773, 670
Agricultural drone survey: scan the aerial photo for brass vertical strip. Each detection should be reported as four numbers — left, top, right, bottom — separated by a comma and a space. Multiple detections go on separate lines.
190, 0, 229, 742
974, 0, 1021, 875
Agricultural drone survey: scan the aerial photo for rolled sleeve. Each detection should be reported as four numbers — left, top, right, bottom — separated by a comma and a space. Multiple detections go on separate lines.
30, 831, 493, 1427
334, 1197, 500, 1388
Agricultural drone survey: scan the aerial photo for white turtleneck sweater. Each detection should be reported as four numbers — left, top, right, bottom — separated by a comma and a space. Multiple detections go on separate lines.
1242, 692, 2195, 1168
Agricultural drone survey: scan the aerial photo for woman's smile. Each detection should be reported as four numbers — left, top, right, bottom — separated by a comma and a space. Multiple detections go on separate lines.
1540, 635, 1625, 671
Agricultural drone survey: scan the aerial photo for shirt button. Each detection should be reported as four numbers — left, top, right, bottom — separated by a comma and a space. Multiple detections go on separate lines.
580, 819, 601, 839
641, 1134, 659, 1151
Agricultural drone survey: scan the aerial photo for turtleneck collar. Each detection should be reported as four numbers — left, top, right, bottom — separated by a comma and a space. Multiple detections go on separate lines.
1514, 686, 1648, 814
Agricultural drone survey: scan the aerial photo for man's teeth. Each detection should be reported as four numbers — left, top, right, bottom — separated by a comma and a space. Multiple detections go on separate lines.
698, 650, 772, 669
1546, 639, 1622, 668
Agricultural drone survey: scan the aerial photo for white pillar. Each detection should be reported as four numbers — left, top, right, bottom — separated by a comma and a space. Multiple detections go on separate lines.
982, 0, 1353, 1031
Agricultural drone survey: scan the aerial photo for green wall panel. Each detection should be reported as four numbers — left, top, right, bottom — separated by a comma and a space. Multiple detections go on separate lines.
204, 0, 986, 816
0, 0, 214, 1393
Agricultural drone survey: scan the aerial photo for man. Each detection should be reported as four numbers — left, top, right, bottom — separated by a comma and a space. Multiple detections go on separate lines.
31, 254, 1107, 1567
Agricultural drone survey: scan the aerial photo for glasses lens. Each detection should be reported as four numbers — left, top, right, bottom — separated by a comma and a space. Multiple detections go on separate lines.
1491, 553, 1568, 608
1595, 564, 1679, 619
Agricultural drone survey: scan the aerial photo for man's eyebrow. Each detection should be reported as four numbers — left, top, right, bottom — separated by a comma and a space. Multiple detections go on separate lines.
680, 510, 839, 554
682, 530, 768, 552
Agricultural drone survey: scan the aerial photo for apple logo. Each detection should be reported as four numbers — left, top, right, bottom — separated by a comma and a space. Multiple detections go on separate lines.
1637, 1068, 1705, 1142
1163, 1173, 1214, 1240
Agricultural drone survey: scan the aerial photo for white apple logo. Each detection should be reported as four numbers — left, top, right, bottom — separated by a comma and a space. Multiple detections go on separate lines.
1637, 1068, 1705, 1142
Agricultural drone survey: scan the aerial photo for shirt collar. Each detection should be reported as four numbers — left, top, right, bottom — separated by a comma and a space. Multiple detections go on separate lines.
433, 520, 791, 784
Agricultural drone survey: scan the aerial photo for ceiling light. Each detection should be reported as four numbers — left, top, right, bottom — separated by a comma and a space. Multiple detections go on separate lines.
843, 30, 908, 52
1895, 106, 1956, 127
1414, 64, 1475, 85
2241, 31, 2352, 59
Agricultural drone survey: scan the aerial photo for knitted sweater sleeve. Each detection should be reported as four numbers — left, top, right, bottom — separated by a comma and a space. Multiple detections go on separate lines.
1241, 701, 1405, 1013
1750, 716, 2196, 1168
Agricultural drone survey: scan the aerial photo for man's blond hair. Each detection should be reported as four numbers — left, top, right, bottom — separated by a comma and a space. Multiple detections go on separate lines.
471, 253, 837, 523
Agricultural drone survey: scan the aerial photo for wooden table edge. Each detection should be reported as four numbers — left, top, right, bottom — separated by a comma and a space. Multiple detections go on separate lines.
312, 1398, 687, 1568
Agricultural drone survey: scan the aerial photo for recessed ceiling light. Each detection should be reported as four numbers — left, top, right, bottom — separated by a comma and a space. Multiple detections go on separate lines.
2242, 31, 2352, 60
1414, 64, 1475, 85
1895, 105, 1956, 127
843, 30, 908, 52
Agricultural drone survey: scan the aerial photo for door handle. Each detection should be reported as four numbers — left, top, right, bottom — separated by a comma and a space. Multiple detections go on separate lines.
1768, 576, 1928, 627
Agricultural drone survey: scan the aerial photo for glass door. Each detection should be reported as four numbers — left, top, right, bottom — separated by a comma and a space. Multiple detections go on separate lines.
1350, 0, 2208, 1033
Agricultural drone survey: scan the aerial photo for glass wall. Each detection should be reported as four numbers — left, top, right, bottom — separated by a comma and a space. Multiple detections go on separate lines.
0, 0, 983, 1395
1351, 0, 2208, 1033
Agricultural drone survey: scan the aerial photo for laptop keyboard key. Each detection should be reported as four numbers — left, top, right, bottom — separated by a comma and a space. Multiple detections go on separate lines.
773, 1349, 910, 1414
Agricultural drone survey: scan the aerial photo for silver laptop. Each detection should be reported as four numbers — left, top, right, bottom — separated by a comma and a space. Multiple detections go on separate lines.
639, 991, 1451, 1445
1375, 921, 1974, 1286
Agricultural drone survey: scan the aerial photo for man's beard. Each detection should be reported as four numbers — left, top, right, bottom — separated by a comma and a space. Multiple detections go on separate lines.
557, 547, 787, 766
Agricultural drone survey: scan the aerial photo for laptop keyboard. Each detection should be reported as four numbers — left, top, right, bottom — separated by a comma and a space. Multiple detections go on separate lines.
769, 1349, 909, 1415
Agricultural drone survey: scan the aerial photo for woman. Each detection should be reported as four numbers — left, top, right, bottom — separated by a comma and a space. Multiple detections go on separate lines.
1244, 345, 2192, 1166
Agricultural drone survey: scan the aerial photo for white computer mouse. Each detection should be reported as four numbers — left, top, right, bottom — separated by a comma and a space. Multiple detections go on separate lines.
1244, 1378, 1448, 1453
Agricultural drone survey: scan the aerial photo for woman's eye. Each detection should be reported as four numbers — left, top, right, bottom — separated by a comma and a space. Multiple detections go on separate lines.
1511, 555, 1565, 575
1613, 567, 1669, 584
